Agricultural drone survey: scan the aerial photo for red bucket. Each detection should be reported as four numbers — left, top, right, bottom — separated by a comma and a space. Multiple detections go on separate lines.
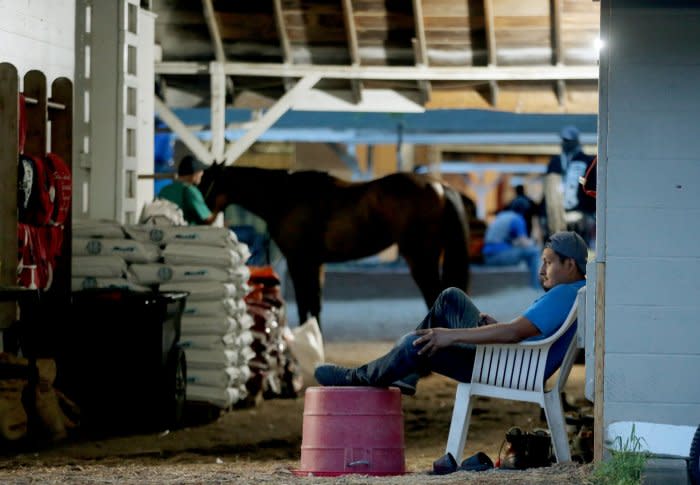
297, 386, 405, 476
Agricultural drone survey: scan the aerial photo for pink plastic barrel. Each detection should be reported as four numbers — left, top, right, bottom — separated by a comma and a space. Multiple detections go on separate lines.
297, 386, 405, 476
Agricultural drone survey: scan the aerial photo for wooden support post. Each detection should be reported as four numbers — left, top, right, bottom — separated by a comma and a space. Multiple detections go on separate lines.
0, 63, 19, 330
49, 78, 73, 301
594, 261, 606, 462
23, 71, 47, 157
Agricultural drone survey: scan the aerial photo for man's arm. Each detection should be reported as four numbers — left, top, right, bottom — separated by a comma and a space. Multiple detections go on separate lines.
413, 316, 540, 357
185, 186, 216, 225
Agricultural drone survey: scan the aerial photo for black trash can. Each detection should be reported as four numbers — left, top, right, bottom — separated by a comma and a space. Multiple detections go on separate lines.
57, 289, 188, 436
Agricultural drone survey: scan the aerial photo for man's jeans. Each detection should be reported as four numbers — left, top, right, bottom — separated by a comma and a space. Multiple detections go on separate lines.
349, 288, 482, 387
483, 245, 541, 289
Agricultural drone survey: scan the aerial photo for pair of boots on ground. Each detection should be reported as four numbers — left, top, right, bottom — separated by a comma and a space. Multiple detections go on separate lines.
432, 426, 553, 475
0, 353, 79, 442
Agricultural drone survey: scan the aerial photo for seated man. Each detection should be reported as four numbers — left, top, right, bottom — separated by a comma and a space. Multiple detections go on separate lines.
482, 208, 541, 289
507, 185, 538, 237
315, 231, 587, 396
158, 155, 218, 225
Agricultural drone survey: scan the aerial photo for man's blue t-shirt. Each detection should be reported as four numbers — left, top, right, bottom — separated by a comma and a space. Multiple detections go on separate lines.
482, 210, 528, 256
523, 280, 585, 378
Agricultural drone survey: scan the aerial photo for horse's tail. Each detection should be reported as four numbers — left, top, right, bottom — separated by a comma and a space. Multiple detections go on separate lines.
441, 187, 471, 293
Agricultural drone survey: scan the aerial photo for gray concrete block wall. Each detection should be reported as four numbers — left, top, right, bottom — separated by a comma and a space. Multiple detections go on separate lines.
600, 0, 700, 429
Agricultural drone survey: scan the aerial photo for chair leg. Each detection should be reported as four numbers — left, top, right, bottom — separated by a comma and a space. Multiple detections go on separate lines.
543, 390, 571, 462
446, 383, 473, 463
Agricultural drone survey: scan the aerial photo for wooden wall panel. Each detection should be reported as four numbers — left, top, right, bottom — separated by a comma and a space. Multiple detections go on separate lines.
426, 82, 597, 112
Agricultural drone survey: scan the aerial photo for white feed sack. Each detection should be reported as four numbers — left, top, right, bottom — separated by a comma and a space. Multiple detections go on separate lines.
125, 225, 240, 247
179, 332, 237, 351
182, 298, 247, 319
71, 277, 150, 292
71, 255, 128, 278
159, 281, 245, 301
128, 263, 235, 285
186, 384, 244, 408
185, 348, 240, 370
187, 367, 251, 390
73, 238, 160, 264
181, 315, 238, 336
73, 219, 126, 239
162, 244, 244, 268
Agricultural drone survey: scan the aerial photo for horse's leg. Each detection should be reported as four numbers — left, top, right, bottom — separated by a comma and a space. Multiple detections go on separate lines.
286, 257, 324, 329
402, 247, 443, 310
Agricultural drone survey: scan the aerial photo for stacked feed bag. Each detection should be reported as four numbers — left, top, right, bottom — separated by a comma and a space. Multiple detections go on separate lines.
126, 225, 254, 409
72, 219, 156, 292
244, 267, 302, 402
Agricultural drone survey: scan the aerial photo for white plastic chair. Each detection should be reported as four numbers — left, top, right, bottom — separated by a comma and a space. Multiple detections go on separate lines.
445, 286, 586, 463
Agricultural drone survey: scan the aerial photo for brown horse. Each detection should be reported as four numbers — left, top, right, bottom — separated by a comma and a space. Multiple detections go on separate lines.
200, 163, 474, 329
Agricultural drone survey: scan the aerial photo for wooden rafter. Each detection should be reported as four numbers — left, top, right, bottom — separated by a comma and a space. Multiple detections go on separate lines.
223, 74, 320, 165
551, 0, 567, 107
154, 96, 213, 164
342, 0, 363, 103
201, 0, 233, 95
156, 62, 599, 81
483, 0, 498, 107
273, 0, 294, 91
412, 0, 431, 105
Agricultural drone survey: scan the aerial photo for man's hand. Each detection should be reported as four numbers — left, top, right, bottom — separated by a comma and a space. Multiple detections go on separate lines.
413, 328, 456, 357
513, 236, 534, 248
478, 313, 498, 326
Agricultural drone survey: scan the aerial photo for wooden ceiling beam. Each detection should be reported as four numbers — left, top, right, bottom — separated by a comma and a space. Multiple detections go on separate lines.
551, 0, 566, 107
483, 0, 498, 107
412, 0, 431, 105
342, 0, 363, 104
273, 0, 295, 91
155, 61, 598, 81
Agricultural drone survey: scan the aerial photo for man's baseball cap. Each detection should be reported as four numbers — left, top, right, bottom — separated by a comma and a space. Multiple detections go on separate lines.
545, 231, 588, 275
178, 155, 208, 176
560, 125, 580, 141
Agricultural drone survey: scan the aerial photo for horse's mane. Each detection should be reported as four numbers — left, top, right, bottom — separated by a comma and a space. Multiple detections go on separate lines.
221, 166, 339, 192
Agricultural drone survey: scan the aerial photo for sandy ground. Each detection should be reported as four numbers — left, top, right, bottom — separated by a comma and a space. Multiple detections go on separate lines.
0, 267, 594, 483
0, 341, 592, 484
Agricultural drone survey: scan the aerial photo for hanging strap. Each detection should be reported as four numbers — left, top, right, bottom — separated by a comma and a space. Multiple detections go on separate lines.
578, 156, 597, 198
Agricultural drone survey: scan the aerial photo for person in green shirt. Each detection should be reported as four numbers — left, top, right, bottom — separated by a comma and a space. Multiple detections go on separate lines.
158, 155, 218, 225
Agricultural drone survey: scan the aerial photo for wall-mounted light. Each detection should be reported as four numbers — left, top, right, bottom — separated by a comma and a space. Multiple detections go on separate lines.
595, 37, 605, 52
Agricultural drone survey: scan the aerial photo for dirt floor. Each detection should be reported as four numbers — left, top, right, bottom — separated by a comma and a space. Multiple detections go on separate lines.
0, 342, 594, 484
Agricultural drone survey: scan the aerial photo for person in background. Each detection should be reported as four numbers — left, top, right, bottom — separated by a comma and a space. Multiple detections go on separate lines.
507, 184, 538, 237
158, 155, 218, 225
482, 207, 541, 289
544, 125, 596, 245
314, 231, 587, 400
